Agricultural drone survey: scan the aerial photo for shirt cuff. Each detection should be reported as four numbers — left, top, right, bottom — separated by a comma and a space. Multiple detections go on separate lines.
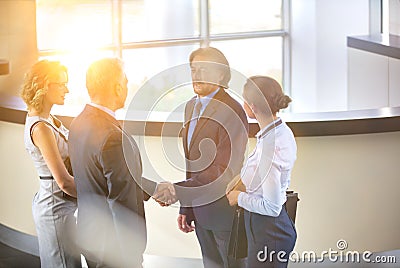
238, 192, 247, 208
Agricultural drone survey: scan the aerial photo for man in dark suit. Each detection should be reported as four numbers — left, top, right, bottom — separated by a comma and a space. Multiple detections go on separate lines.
68, 58, 170, 267
175, 47, 248, 268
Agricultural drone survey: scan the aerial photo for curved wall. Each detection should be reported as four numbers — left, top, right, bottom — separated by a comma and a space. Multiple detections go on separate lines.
1, 119, 400, 258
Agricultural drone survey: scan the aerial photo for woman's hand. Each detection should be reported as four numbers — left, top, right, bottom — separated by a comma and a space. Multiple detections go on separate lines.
226, 190, 241, 206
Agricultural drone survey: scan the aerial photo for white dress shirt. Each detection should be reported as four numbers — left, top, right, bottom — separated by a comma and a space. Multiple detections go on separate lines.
238, 118, 297, 217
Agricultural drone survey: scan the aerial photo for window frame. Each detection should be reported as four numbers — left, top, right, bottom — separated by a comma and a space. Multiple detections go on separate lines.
37, 0, 291, 113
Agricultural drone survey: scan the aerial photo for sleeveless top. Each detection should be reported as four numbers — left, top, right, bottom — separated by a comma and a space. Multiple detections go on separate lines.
24, 115, 70, 177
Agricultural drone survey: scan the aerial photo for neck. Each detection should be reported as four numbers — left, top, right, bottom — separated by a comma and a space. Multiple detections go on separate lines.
256, 113, 278, 130
28, 104, 52, 119
91, 99, 118, 112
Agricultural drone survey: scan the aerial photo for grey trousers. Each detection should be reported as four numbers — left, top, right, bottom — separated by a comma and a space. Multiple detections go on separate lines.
32, 179, 80, 268
195, 224, 241, 268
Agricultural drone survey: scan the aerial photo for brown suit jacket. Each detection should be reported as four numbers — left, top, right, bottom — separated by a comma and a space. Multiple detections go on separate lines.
176, 89, 248, 231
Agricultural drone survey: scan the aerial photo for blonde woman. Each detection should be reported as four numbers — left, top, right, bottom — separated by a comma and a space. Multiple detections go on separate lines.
21, 60, 80, 267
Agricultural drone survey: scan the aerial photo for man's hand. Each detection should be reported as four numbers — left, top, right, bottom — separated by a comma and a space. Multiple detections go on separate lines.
153, 182, 177, 206
177, 214, 195, 233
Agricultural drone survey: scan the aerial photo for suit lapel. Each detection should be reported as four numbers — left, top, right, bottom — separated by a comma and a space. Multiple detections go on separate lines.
188, 89, 226, 153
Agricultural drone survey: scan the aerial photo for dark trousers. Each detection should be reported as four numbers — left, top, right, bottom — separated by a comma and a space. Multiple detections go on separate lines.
244, 207, 296, 268
195, 224, 241, 268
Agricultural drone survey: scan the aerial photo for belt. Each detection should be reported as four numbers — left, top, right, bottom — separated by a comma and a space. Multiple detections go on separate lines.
39, 176, 77, 202
39, 176, 54, 180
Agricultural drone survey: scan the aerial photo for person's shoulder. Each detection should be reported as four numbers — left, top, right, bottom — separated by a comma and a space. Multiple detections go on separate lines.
219, 90, 243, 110
70, 105, 89, 125
30, 121, 55, 145
184, 96, 196, 106
223, 91, 247, 123
70, 106, 111, 137
277, 122, 297, 147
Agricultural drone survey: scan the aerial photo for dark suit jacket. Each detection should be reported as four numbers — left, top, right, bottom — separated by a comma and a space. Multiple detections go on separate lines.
68, 105, 156, 267
176, 89, 248, 231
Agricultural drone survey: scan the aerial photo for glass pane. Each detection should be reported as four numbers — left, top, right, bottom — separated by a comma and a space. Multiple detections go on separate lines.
122, 0, 199, 43
39, 50, 116, 116
36, 0, 113, 50
209, 0, 282, 34
123, 44, 198, 117
211, 37, 283, 87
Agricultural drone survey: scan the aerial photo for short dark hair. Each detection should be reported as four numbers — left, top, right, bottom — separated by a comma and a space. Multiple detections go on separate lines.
189, 47, 231, 88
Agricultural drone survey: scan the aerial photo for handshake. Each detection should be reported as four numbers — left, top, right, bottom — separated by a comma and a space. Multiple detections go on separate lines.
153, 182, 177, 206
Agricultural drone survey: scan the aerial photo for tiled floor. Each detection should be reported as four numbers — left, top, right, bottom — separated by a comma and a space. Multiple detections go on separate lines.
0, 242, 40, 268
1, 241, 399, 268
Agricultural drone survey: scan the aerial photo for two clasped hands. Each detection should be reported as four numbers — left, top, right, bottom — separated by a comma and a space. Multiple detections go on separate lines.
152, 176, 246, 208
152, 182, 177, 207
152, 182, 195, 233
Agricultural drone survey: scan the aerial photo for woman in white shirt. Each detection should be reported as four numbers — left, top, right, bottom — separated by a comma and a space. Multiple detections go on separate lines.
21, 60, 80, 267
227, 76, 297, 268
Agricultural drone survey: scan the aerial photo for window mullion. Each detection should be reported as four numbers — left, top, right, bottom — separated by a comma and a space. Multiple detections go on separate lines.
112, 0, 123, 58
282, 0, 292, 105
200, 0, 209, 47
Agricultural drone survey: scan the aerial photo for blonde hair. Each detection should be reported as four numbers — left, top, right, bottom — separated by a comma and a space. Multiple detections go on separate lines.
20, 60, 67, 113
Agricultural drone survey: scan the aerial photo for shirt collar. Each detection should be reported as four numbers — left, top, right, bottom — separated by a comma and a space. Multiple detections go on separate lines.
196, 88, 219, 108
255, 118, 283, 139
89, 103, 116, 119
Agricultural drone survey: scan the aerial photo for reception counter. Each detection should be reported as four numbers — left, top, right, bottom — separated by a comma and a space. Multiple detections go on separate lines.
1, 98, 400, 266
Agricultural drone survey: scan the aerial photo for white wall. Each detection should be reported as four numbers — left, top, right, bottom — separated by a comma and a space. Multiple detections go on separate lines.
0, 0, 37, 96
290, 0, 317, 112
291, 0, 369, 112
348, 48, 400, 110
347, 48, 389, 110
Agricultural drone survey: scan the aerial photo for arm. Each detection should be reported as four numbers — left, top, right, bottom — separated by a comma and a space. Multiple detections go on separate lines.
237, 131, 297, 216
32, 122, 76, 197
226, 163, 283, 217
236, 139, 295, 216
100, 130, 153, 265
100, 130, 156, 206
141, 176, 158, 201
176, 105, 248, 212
237, 162, 284, 217
176, 109, 248, 189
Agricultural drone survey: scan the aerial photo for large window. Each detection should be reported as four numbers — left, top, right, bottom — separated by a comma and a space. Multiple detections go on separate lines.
36, 0, 289, 117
